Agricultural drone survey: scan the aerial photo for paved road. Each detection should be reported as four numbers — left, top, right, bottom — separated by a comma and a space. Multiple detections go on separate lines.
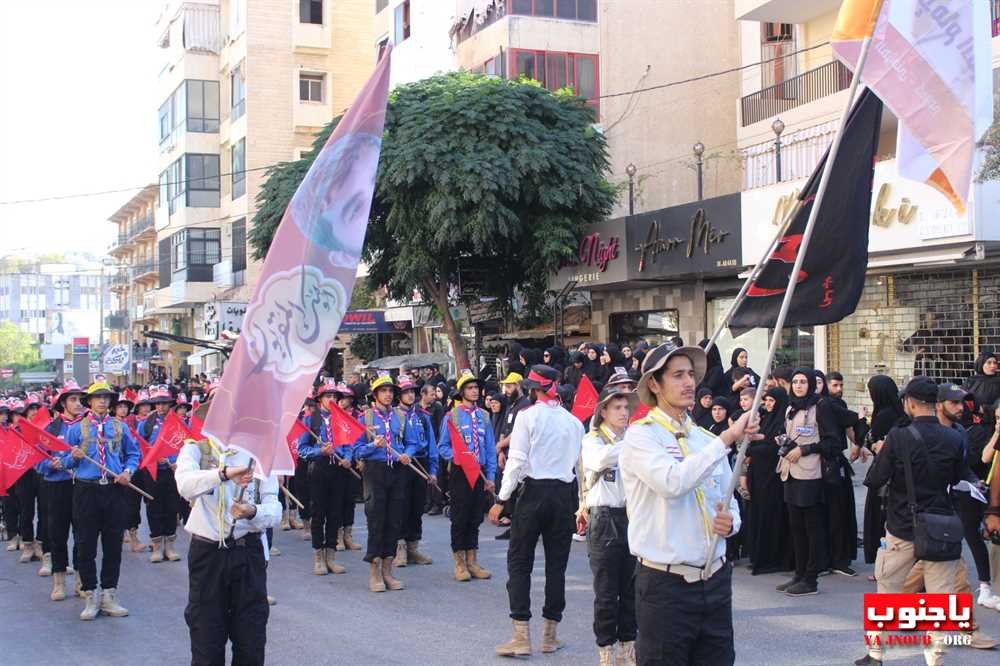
2, 484, 999, 665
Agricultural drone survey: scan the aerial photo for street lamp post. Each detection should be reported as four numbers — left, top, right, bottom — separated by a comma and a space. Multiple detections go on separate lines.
693, 142, 705, 201
772, 117, 786, 183
625, 163, 637, 216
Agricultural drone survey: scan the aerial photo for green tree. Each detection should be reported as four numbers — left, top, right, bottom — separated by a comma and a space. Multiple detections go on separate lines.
978, 95, 1000, 183
250, 72, 615, 369
0, 321, 40, 366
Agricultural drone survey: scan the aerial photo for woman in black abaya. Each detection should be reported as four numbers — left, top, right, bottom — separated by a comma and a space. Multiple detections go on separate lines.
746, 386, 793, 575
861, 375, 909, 565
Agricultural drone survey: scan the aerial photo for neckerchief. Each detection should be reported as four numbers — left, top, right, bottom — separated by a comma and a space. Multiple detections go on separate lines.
373, 407, 394, 465
598, 424, 623, 445
647, 407, 712, 543
88, 412, 110, 480
462, 405, 481, 458
319, 409, 335, 460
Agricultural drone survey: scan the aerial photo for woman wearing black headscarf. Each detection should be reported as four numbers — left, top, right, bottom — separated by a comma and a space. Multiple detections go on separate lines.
861, 375, 908, 565
692, 388, 715, 430
507, 343, 525, 377
543, 347, 566, 376
964, 351, 1000, 426
583, 343, 603, 383
595, 344, 626, 388
564, 352, 585, 388
707, 396, 731, 437
746, 386, 793, 575
723, 347, 761, 402
697, 338, 727, 397
628, 350, 644, 381
487, 392, 510, 441
813, 370, 829, 396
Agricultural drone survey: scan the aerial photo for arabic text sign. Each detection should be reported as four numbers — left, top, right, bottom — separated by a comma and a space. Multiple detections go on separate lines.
864, 593, 972, 632
102, 344, 130, 373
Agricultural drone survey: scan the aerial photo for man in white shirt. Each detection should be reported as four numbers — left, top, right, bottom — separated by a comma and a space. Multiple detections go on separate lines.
582, 385, 639, 666
620, 342, 759, 666
175, 437, 282, 666
488, 364, 584, 657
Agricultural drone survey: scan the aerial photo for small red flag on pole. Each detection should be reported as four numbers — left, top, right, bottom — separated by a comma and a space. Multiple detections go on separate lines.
2, 428, 49, 492
139, 411, 193, 481
328, 403, 367, 445
14, 420, 71, 453
30, 406, 53, 430
446, 418, 481, 490
285, 419, 309, 466
571, 375, 599, 422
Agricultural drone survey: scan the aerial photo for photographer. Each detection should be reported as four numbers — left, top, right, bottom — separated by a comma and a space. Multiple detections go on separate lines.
855, 377, 970, 666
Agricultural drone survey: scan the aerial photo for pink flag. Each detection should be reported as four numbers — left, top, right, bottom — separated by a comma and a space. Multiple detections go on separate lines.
202, 50, 393, 475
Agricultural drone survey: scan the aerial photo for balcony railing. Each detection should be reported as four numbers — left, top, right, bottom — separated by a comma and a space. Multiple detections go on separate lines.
128, 215, 154, 239
104, 311, 128, 330
129, 261, 157, 280
741, 60, 851, 127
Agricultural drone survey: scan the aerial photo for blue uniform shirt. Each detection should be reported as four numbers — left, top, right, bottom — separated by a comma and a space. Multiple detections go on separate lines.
296, 409, 355, 462
399, 405, 438, 475
35, 416, 79, 482
353, 406, 412, 463
65, 412, 141, 480
437, 405, 497, 482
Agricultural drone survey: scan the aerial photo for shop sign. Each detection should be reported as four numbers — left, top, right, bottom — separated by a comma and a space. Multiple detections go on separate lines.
339, 310, 412, 334
72, 337, 89, 354
202, 301, 248, 340
551, 219, 628, 289
626, 193, 742, 279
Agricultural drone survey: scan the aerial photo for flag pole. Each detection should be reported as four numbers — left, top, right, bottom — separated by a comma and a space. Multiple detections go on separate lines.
279, 484, 306, 510
701, 7, 883, 578
301, 424, 363, 481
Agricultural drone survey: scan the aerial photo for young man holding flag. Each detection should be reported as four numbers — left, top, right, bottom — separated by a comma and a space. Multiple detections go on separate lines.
141, 386, 183, 564
393, 375, 436, 568
64, 380, 141, 621
437, 371, 496, 582
334, 384, 363, 552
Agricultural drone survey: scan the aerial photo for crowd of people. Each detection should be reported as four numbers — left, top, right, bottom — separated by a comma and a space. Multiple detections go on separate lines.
1, 344, 1000, 665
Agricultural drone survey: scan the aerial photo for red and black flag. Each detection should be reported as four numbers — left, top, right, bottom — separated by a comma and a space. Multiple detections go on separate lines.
730, 89, 883, 334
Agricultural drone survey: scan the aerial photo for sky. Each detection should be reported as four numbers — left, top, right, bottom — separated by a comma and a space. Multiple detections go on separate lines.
0, 1, 161, 256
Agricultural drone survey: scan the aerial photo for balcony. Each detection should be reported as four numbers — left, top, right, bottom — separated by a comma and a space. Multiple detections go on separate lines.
108, 232, 131, 256
104, 311, 128, 331
128, 215, 155, 241
129, 260, 158, 283
741, 60, 851, 127
109, 270, 129, 292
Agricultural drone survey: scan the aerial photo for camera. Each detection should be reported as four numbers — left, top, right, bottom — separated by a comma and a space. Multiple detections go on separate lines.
775, 434, 796, 458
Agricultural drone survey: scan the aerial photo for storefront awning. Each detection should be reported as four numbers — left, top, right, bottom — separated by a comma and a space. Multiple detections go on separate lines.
186, 348, 221, 366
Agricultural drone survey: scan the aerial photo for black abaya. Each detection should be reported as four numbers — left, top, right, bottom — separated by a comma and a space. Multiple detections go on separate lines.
746, 388, 793, 575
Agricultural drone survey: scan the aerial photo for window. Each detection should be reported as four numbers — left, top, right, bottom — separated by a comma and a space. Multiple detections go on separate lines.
299, 73, 324, 102
232, 218, 247, 275
300, 0, 322, 24
187, 153, 220, 207
510, 0, 596, 21
376, 36, 389, 61
158, 100, 171, 145
158, 171, 168, 210
609, 310, 679, 347
375, 0, 389, 12
394, 1, 411, 43
510, 50, 600, 112
172, 232, 187, 271
170, 229, 222, 274
231, 138, 246, 200
167, 157, 184, 214
231, 64, 245, 121
186, 80, 220, 132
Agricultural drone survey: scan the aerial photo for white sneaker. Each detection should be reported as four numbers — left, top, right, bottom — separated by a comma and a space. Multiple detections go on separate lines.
976, 586, 1000, 610
571, 533, 586, 542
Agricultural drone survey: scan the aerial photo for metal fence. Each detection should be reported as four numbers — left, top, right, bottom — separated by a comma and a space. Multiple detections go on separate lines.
741, 60, 851, 127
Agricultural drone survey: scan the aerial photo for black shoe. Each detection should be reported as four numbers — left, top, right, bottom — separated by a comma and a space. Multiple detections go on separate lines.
817, 568, 834, 577
833, 565, 857, 577
495, 528, 511, 541
775, 577, 801, 592
785, 580, 819, 596
854, 656, 881, 666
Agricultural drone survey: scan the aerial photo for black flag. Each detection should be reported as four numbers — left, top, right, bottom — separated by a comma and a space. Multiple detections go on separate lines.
730, 89, 883, 334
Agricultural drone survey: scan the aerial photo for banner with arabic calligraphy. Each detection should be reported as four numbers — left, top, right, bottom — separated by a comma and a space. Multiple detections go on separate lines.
203, 50, 392, 475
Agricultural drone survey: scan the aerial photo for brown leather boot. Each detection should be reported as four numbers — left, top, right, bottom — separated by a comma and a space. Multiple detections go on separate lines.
32, 540, 43, 561
50, 572, 66, 601
164, 535, 181, 561
18, 541, 34, 563
290, 514, 304, 530
495, 619, 532, 657
343, 526, 362, 551
369, 558, 386, 592
99, 587, 129, 617
452, 551, 471, 582
313, 549, 328, 575
38, 552, 52, 577
335, 527, 346, 551
129, 528, 146, 553
79, 589, 99, 621
279, 509, 290, 531
407, 541, 432, 565
393, 539, 408, 567
619, 640, 636, 666
381, 557, 404, 590
540, 618, 564, 653
150, 536, 164, 563
465, 549, 491, 579
325, 548, 346, 574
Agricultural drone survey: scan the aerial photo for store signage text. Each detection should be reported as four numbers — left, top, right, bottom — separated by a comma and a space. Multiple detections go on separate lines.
635, 209, 730, 272
871, 183, 919, 228
577, 232, 621, 273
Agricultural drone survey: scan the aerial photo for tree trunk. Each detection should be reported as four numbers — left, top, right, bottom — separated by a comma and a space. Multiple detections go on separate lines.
425, 280, 469, 372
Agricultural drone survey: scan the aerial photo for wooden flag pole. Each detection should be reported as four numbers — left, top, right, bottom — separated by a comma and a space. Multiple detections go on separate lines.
387, 446, 431, 482
279, 484, 305, 510
701, 4, 883, 579
301, 424, 363, 481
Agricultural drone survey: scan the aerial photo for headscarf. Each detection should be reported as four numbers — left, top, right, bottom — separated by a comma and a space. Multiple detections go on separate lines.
708, 396, 731, 436
813, 369, 829, 396
787, 368, 819, 417
487, 392, 509, 439
759, 386, 789, 441
692, 387, 713, 425
973, 351, 998, 376
867, 374, 906, 441
722, 346, 760, 395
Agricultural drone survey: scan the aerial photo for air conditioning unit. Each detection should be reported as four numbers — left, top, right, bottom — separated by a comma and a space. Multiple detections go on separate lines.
214, 260, 233, 288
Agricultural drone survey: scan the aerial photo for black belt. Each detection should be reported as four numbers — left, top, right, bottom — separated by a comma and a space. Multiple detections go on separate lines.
74, 477, 119, 486
524, 478, 573, 487
192, 532, 261, 549
590, 506, 627, 516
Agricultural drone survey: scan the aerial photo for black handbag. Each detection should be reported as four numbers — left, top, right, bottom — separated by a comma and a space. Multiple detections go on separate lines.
900, 426, 963, 562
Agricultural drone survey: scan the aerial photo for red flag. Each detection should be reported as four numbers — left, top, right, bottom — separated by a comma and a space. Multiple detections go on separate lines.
139, 411, 193, 481
136, 434, 151, 460
14, 420, 71, 453
447, 418, 481, 490
571, 376, 599, 423
286, 419, 308, 466
30, 406, 53, 429
201, 50, 393, 476
1, 428, 49, 492
630, 402, 651, 423
328, 402, 366, 446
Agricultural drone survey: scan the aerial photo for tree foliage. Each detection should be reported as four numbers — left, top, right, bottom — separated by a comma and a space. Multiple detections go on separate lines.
0, 321, 40, 367
249, 72, 615, 368
977, 94, 1000, 183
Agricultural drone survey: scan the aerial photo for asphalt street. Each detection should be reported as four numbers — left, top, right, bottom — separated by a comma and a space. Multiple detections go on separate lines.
2, 476, 999, 665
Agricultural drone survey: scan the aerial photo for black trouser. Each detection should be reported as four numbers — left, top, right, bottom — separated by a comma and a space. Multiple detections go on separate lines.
308, 459, 348, 549
824, 480, 856, 570
2, 494, 20, 538
635, 563, 734, 666
434, 456, 450, 507
293, 459, 311, 521
587, 507, 636, 647
15, 470, 41, 545
402, 457, 428, 543
449, 467, 486, 552
146, 467, 179, 539
125, 470, 148, 530
787, 502, 825, 584
362, 460, 404, 562
955, 491, 991, 583
42, 479, 74, 572
185, 534, 268, 666
342, 466, 360, 527
506, 479, 575, 622
73, 481, 126, 591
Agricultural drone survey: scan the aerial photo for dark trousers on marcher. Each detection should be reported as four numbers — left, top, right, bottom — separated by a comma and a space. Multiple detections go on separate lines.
506, 479, 575, 622
787, 502, 826, 584
293, 459, 312, 522
2, 494, 20, 538
15, 470, 41, 545
73, 481, 126, 591
449, 467, 486, 552
402, 457, 428, 543
956, 491, 992, 582
342, 466, 360, 527
308, 459, 348, 549
185, 534, 268, 666
126, 470, 147, 530
587, 507, 636, 647
635, 563, 735, 666
146, 467, 179, 538
362, 460, 404, 562
42, 479, 74, 572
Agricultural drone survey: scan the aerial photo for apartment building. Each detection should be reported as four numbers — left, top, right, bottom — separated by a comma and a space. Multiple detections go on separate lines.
143, 0, 372, 378
733, 0, 1000, 406
0, 266, 108, 343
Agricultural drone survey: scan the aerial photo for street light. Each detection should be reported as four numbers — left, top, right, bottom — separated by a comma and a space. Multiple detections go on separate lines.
692, 141, 705, 201
625, 163, 637, 216
772, 117, 786, 183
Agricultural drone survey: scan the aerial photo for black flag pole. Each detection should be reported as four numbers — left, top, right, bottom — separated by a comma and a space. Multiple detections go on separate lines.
701, 1, 885, 577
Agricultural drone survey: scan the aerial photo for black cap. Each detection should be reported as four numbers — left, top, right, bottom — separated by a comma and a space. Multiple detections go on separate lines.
521, 364, 560, 390
902, 376, 938, 404
936, 383, 966, 403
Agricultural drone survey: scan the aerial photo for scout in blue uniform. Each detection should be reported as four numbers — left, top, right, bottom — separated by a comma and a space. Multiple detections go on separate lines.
140, 386, 182, 563
334, 385, 363, 551
393, 375, 436, 568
